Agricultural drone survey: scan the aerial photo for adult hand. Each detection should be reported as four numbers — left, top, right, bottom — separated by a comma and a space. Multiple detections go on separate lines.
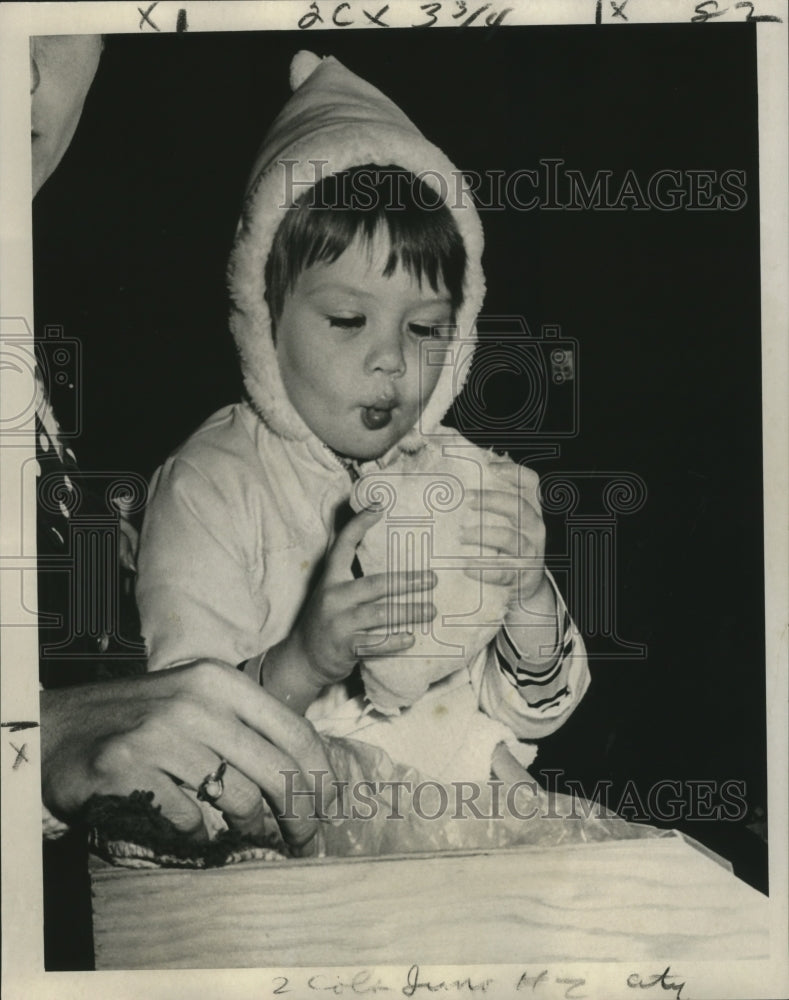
40, 660, 333, 851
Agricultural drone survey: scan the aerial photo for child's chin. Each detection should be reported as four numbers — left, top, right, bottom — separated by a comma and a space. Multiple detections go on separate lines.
343, 442, 392, 462
333, 432, 398, 463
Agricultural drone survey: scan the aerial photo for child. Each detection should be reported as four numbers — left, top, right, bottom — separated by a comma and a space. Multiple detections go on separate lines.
136, 51, 589, 787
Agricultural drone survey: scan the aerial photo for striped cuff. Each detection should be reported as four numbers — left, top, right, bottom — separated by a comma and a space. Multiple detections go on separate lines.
495, 580, 576, 713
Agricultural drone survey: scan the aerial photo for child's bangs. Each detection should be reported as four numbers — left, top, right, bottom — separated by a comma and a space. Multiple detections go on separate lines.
265, 167, 466, 320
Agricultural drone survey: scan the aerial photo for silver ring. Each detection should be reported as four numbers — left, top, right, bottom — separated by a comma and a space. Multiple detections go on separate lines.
196, 759, 227, 804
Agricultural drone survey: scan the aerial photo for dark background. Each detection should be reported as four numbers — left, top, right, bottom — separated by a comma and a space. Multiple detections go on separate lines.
33, 23, 767, 918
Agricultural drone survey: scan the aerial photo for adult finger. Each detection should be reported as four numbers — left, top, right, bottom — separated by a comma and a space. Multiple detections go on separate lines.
88, 744, 206, 837
157, 664, 338, 847
161, 744, 270, 837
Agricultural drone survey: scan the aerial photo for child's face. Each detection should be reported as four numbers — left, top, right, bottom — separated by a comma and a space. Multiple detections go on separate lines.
275, 233, 452, 461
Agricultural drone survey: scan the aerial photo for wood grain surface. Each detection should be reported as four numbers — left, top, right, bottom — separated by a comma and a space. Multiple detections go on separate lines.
90, 833, 770, 969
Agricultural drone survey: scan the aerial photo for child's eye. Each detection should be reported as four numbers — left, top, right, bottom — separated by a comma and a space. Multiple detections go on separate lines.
409, 322, 448, 338
328, 315, 365, 330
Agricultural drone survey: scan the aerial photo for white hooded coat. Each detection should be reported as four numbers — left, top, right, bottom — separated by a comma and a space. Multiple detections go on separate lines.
136, 52, 589, 782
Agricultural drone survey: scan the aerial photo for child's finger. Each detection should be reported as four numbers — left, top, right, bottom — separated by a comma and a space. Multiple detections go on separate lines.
353, 630, 416, 659
468, 488, 542, 526
348, 598, 437, 634
462, 524, 532, 556
325, 508, 383, 582
489, 460, 540, 498
342, 569, 437, 604
463, 567, 517, 587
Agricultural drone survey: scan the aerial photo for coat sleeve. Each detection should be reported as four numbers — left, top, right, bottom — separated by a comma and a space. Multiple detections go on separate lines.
469, 573, 591, 739
136, 456, 270, 671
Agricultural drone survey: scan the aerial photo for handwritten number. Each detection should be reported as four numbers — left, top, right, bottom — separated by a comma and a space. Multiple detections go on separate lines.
415, 2, 441, 26
272, 977, 290, 995
735, 1, 783, 21
692, 0, 724, 20
557, 977, 588, 1000
486, 6, 512, 25
298, 2, 324, 29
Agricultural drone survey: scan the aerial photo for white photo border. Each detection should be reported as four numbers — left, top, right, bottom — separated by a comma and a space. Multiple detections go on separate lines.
1, 2, 786, 998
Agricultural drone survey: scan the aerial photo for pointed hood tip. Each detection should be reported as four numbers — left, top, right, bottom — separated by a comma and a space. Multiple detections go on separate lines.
289, 50, 323, 92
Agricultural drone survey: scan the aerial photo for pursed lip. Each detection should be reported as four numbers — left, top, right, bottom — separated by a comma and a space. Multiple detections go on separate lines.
361, 390, 399, 411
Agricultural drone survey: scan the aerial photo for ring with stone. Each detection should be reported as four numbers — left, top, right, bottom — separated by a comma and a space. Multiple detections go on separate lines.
196, 759, 228, 805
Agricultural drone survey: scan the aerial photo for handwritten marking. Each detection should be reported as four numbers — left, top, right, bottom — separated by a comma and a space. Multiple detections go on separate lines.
627, 967, 686, 1000
556, 977, 587, 1000
363, 4, 390, 25
416, 2, 442, 27
691, 0, 782, 20
456, 3, 490, 27
333, 2, 354, 24
176, 8, 188, 31
295, 0, 514, 30
1, 721, 39, 732
735, 0, 782, 20
10, 742, 29, 768
402, 965, 494, 995
308, 970, 392, 994
299, 1, 324, 28
515, 970, 549, 991
611, 0, 629, 19
138, 1, 161, 31
692, 0, 726, 19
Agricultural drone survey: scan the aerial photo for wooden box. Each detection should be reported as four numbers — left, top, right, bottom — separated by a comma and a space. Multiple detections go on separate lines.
90, 832, 769, 969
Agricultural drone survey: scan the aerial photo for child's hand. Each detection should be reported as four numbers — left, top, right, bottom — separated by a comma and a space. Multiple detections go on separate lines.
263, 509, 437, 712
461, 462, 547, 603
462, 462, 562, 666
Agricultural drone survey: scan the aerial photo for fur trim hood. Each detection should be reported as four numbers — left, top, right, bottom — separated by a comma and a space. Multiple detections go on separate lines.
227, 50, 485, 453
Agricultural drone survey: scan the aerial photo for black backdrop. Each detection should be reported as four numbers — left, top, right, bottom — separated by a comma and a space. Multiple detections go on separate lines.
33, 24, 767, 889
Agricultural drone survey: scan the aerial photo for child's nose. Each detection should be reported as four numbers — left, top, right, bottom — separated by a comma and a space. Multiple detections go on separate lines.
366, 325, 406, 377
